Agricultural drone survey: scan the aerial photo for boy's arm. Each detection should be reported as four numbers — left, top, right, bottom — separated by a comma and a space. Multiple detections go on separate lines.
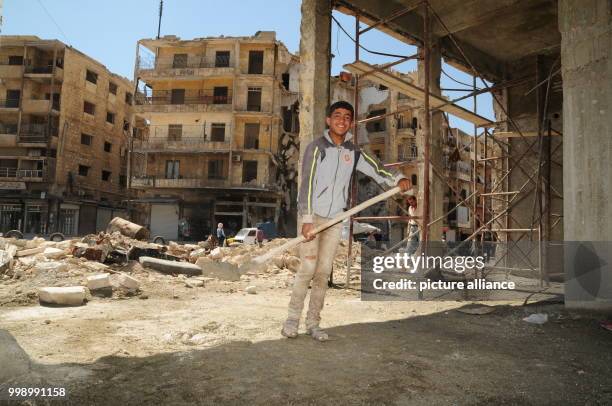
356, 149, 407, 188
297, 141, 320, 224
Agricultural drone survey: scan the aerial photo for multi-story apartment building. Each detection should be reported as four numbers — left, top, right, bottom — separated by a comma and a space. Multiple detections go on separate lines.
130, 31, 299, 241
331, 70, 500, 243
0, 36, 133, 236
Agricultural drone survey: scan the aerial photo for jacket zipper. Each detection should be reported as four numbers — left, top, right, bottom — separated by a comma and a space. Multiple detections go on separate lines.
326, 146, 341, 217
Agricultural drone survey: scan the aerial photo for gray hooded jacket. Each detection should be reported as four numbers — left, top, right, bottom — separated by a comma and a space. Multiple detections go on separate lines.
298, 130, 405, 223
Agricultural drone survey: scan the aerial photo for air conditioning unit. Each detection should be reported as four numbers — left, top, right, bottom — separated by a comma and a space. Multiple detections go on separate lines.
232, 154, 242, 162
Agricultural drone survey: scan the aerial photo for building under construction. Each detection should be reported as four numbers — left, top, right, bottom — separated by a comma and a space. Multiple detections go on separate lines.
129, 31, 300, 241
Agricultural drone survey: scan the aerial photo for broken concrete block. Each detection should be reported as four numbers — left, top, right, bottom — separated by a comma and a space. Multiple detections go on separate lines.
209, 247, 224, 260
189, 248, 208, 262
118, 273, 140, 290
34, 261, 68, 273
106, 217, 150, 240
246, 285, 257, 294
0, 244, 17, 272
87, 274, 111, 290
43, 247, 67, 260
16, 246, 45, 257
195, 257, 241, 281
185, 279, 204, 288
38, 286, 87, 306
139, 256, 202, 276
83, 262, 110, 273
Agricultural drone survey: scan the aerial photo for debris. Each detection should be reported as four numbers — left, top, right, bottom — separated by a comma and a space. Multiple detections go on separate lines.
87, 273, 112, 295
456, 304, 496, 315
523, 313, 548, 325
38, 286, 87, 306
34, 261, 68, 273
246, 285, 257, 294
118, 273, 140, 290
43, 247, 67, 260
195, 257, 241, 281
185, 279, 204, 288
16, 246, 45, 257
0, 242, 17, 272
139, 256, 202, 276
106, 217, 150, 240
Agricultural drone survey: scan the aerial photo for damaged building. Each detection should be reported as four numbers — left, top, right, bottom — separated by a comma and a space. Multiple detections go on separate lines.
129, 31, 300, 241
0, 36, 133, 237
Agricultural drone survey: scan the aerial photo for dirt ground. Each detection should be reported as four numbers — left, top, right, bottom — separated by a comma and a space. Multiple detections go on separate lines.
2, 255, 612, 406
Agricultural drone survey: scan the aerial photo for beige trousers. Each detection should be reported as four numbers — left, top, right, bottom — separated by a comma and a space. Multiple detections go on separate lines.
287, 215, 342, 329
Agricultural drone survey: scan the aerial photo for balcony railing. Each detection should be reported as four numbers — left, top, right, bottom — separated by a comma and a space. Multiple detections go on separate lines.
135, 89, 232, 106
18, 123, 57, 143
24, 65, 54, 74
0, 168, 44, 179
130, 176, 278, 190
133, 137, 230, 152
138, 55, 233, 71
0, 99, 20, 108
0, 124, 18, 134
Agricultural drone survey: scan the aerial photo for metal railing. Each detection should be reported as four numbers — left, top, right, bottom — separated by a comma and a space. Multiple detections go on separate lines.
138, 55, 233, 70
0, 99, 20, 108
0, 124, 18, 134
0, 168, 44, 178
135, 89, 232, 106
24, 65, 54, 74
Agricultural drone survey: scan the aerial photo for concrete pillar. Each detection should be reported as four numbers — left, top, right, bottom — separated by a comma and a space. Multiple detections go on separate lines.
559, 0, 612, 310
417, 40, 444, 241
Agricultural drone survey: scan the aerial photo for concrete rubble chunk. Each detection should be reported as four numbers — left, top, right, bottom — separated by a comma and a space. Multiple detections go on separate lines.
246, 285, 257, 294
185, 279, 204, 288
87, 273, 112, 290
0, 243, 17, 272
106, 217, 150, 241
118, 273, 140, 290
43, 247, 67, 260
139, 256, 202, 276
38, 286, 87, 306
34, 261, 68, 273
83, 262, 110, 273
195, 257, 241, 281
16, 246, 45, 257
209, 247, 225, 260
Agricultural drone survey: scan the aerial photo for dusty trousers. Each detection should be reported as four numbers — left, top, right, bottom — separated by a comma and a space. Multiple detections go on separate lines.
287, 215, 342, 329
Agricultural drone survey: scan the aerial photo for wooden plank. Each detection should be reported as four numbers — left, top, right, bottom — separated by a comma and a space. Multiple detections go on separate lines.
344, 61, 494, 127
492, 131, 560, 138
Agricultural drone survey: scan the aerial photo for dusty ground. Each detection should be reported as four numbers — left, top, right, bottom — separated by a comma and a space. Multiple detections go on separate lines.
1, 243, 612, 405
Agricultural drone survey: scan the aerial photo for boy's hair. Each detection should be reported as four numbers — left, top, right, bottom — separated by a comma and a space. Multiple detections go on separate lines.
327, 100, 354, 119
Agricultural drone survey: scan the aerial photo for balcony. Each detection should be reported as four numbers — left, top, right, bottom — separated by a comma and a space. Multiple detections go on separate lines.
134, 89, 232, 113
24, 65, 63, 81
17, 123, 57, 145
130, 176, 278, 191
0, 168, 45, 182
137, 55, 235, 80
21, 98, 60, 115
133, 137, 230, 153
0, 99, 20, 111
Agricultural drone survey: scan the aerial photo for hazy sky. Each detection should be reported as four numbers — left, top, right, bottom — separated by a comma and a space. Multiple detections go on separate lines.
2, 0, 493, 132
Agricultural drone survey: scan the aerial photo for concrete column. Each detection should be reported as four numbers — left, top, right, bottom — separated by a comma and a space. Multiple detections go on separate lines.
560, 0, 612, 310
417, 40, 444, 241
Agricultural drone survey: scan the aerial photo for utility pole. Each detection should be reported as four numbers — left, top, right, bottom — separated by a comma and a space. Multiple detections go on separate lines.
157, 0, 163, 39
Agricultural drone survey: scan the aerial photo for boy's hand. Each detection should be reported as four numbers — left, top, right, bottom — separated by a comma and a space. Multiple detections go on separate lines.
302, 223, 315, 241
398, 178, 412, 192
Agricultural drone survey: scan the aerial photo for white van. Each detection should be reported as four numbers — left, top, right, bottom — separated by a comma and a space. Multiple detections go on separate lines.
233, 228, 258, 245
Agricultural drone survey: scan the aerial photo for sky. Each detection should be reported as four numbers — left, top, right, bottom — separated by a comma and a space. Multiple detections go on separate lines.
2, 0, 493, 133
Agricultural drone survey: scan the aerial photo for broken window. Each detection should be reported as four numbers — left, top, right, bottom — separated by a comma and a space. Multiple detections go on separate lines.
168, 124, 182, 141
104, 141, 112, 152
172, 53, 188, 68
8, 55, 23, 65
247, 87, 262, 111
78, 165, 90, 177
411, 174, 417, 186
215, 51, 230, 68
109, 82, 118, 95
210, 123, 225, 142
242, 160, 258, 183
80, 133, 92, 146
248, 50, 264, 74
165, 160, 180, 179
83, 101, 95, 115
244, 123, 260, 149
170, 89, 185, 104
86, 69, 98, 84
208, 159, 224, 179
366, 109, 386, 132
282, 73, 290, 90
101, 170, 111, 181
5, 90, 20, 108
106, 111, 115, 124
213, 87, 228, 104
125, 92, 133, 105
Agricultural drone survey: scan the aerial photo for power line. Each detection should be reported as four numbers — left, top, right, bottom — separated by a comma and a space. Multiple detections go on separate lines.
36, 0, 71, 45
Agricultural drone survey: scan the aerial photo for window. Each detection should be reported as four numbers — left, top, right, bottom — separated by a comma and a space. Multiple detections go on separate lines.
213, 86, 228, 104
242, 160, 258, 183
170, 89, 185, 104
215, 51, 230, 67
244, 123, 260, 149
104, 141, 112, 152
248, 50, 264, 74
106, 111, 115, 124
208, 159, 224, 179
84, 101, 95, 115
123, 120, 130, 131
86, 70, 98, 84
210, 123, 225, 142
366, 109, 386, 132
247, 87, 262, 111
81, 133, 93, 146
6, 90, 20, 108
165, 160, 180, 179
78, 165, 90, 177
119, 175, 127, 188
411, 174, 418, 186
282, 73, 290, 90
168, 124, 182, 141
125, 92, 133, 105
109, 82, 118, 95
8, 55, 23, 65
101, 170, 111, 181
172, 53, 188, 68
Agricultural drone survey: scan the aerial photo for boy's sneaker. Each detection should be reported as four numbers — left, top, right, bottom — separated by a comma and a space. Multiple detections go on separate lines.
306, 326, 329, 341
281, 319, 299, 338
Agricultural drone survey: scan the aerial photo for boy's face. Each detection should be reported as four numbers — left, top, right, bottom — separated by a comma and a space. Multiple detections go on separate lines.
326, 107, 353, 137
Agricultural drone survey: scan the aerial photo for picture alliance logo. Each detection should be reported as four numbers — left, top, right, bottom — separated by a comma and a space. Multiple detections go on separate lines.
371, 253, 487, 274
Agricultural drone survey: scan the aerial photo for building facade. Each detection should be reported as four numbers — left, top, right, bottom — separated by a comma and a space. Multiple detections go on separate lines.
130, 31, 299, 241
0, 36, 133, 236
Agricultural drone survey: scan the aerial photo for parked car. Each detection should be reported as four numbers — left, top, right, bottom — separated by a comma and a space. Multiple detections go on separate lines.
232, 228, 259, 245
